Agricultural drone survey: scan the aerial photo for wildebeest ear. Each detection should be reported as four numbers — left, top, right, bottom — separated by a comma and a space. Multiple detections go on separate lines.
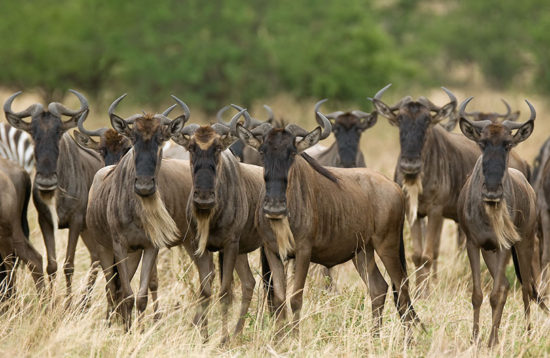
170, 133, 191, 149
236, 123, 262, 149
170, 116, 185, 135
220, 134, 237, 149
296, 127, 321, 152
358, 113, 378, 131
459, 118, 481, 142
371, 99, 398, 126
432, 102, 455, 124
73, 130, 100, 150
512, 120, 534, 145
110, 114, 131, 137
6, 113, 32, 133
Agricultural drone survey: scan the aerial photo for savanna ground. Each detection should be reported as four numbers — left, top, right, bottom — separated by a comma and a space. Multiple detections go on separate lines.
2, 86, 550, 357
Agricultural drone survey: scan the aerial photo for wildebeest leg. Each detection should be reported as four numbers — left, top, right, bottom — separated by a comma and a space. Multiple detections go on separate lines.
219, 240, 239, 342
33, 190, 57, 288
290, 246, 311, 330
11, 229, 44, 293
352, 246, 388, 336
149, 264, 161, 321
456, 225, 466, 250
540, 210, 550, 297
466, 242, 482, 342
112, 239, 134, 330
63, 216, 84, 298
263, 246, 287, 321
78, 230, 102, 309
98, 249, 116, 321
410, 218, 424, 291
419, 210, 444, 291
136, 247, 158, 325
487, 249, 511, 347
233, 254, 255, 335
183, 242, 213, 340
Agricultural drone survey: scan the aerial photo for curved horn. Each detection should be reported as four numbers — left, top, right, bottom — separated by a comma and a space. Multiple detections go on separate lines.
77, 111, 107, 137
109, 93, 127, 121
170, 95, 191, 121
502, 99, 536, 129
3, 91, 44, 119
441, 87, 457, 109
162, 103, 178, 117
374, 83, 392, 100
315, 99, 328, 113
48, 89, 88, 117
216, 105, 231, 125
499, 98, 512, 118
231, 104, 261, 128
316, 111, 332, 139
350, 110, 373, 118
263, 105, 274, 122
459, 97, 492, 129
229, 108, 248, 136
285, 123, 310, 137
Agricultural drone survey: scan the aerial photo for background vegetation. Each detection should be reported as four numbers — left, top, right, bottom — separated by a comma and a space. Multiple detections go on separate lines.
1, 0, 549, 111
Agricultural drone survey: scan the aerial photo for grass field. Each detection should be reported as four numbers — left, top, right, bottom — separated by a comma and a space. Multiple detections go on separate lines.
1, 87, 550, 357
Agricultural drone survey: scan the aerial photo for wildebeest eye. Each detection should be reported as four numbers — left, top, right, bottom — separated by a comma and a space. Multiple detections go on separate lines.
503, 141, 512, 151
478, 140, 487, 149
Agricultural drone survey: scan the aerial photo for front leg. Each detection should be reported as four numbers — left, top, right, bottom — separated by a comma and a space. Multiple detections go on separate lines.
112, 238, 134, 331
136, 247, 159, 325
466, 241, 482, 342
234, 254, 255, 335
290, 245, 311, 331
33, 189, 57, 288
419, 209, 444, 293
262, 245, 287, 322
219, 239, 239, 343
488, 249, 511, 347
64, 215, 85, 298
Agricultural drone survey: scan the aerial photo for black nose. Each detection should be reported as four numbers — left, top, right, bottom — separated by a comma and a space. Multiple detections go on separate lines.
482, 183, 503, 202
134, 177, 156, 197
35, 173, 58, 191
193, 190, 216, 209
400, 158, 422, 175
263, 197, 287, 218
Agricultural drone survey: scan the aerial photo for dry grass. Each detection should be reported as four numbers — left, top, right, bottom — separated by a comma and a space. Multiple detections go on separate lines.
1, 87, 550, 357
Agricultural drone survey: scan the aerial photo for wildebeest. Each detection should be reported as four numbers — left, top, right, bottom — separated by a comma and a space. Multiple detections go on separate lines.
86, 94, 192, 328
4, 90, 103, 297
311, 99, 377, 168
457, 97, 547, 347
170, 108, 263, 340
371, 85, 530, 292
0, 157, 43, 298
236, 111, 419, 333
533, 136, 550, 293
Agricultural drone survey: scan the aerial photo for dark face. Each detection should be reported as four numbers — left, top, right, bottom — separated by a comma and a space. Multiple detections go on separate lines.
187, 127, 225, 210
460, 117, 535, 203
332, 116, 362, 168
478, 125, 513, 202
258, 129, 297, 218
100, 129, 132, 166
30, 112, 66, 191
395, 104, 432, 177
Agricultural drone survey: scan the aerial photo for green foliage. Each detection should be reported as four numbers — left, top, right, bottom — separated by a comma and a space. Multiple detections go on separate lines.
0, 0, 549, 109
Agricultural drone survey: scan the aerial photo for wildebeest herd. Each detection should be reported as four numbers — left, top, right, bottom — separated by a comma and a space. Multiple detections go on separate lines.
0, 85, 549, 348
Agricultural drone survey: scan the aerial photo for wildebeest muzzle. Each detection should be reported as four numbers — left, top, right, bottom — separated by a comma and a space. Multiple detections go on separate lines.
134, 176, 156, 196
35, 172, 58, 191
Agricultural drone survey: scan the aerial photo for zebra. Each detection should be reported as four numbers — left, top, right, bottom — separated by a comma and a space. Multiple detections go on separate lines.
0, 123, 34, 174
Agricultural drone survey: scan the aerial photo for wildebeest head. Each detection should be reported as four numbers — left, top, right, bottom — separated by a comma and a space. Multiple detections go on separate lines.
172, 109, 245, 210
459, 97, 535, 203
4, 90, 89, 191
109, 94, 188, 196
371, 84, 457, 179
460, 98, 520, 124
73, 109, 134, 166
314, 99, 377, 168
236, 111, 331, 219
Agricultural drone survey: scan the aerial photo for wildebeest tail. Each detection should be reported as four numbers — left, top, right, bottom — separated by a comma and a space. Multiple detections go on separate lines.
21, 173, 31, 239
512, 245, 549, 312
218, 252, 224, 286
399, 222, 407, 273
511, 245, 523, 284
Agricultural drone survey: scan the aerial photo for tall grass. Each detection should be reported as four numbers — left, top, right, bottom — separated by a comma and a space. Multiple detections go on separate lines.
1, 87, 550, 357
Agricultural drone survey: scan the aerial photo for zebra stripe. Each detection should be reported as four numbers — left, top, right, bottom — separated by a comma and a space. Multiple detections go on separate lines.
0, 123, 34, 173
